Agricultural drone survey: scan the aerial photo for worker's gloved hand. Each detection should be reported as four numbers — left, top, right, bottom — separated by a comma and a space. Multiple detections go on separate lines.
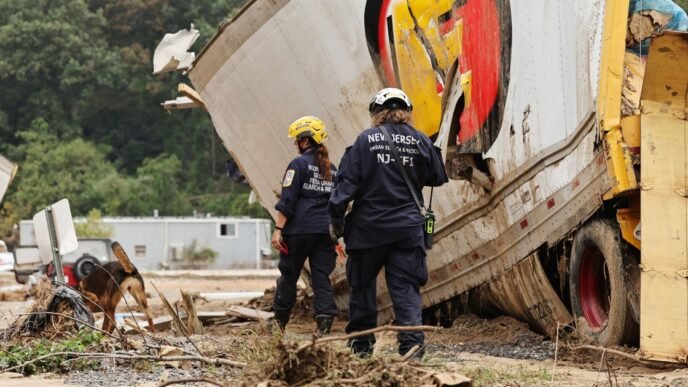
329, 222, 344, 243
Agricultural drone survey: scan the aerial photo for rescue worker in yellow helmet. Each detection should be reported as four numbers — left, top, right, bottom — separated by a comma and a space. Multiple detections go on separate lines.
271, 116, 339, 334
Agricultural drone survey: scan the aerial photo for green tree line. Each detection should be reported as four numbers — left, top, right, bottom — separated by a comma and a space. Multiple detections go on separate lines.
0, 0, 265, 240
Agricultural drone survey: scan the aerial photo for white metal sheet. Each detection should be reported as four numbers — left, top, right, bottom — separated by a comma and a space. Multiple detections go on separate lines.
189, 0, 609, 324
0, 154, 15, 204
33, 199, 78, 264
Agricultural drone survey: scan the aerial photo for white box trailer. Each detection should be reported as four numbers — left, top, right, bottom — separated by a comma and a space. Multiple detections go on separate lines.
20, 216, 273, 270
186, 0, 688, 362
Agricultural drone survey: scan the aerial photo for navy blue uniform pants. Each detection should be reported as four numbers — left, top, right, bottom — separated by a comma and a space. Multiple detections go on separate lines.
273, 234, 338, 317
345, 243, 428, 355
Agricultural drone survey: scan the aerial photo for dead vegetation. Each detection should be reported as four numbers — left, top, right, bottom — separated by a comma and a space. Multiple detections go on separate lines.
1, 278, 88, 342
248, 341, 430, 386
3, 276, 687, 386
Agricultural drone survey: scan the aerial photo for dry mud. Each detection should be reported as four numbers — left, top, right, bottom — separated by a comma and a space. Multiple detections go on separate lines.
1, 274, 688, 386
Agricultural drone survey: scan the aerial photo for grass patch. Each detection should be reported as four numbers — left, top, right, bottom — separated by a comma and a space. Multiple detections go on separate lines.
460, 365, 551, 386
234, 328, 282, 366
0, 328, 104, 375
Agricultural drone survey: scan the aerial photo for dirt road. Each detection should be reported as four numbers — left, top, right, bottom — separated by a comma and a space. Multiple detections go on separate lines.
2, 272, 688, 386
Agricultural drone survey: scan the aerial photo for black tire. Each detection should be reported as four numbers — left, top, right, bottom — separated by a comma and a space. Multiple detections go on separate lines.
569, 219, 638, 346
73, 255, 100, 282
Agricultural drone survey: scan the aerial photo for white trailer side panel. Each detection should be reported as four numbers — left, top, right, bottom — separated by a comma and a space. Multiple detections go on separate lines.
189, 0, 609, 323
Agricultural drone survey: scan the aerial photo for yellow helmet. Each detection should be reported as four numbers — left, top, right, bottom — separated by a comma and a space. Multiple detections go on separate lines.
288, 116, 328, 144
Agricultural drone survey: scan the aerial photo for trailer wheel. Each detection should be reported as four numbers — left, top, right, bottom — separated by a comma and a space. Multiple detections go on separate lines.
569, 219, 637, 346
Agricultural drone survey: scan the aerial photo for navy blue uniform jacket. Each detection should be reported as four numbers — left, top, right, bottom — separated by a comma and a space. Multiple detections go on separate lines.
328, 123, 448, 249
275, 148, 337, 235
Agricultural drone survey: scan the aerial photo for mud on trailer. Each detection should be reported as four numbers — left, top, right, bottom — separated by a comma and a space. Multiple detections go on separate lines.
180, 0, 688, 362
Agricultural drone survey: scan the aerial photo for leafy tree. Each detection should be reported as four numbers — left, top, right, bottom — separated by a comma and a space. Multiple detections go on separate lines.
75, 209, 113, 238
130, 154, 192, 215
182, 239, 218, 268
0, 0, 266, 240
0, 0, 121, 148
6, 123, 118, 220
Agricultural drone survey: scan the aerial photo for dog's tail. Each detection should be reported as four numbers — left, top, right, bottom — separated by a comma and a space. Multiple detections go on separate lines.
111, 242, 135, 274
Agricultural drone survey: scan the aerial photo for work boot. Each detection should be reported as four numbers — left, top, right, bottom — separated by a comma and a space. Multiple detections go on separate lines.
348, 335, 375, 359
271, 311, 290, 334
314, 314, 334, 336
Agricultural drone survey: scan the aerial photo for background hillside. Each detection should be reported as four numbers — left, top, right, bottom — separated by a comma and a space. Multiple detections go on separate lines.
0, 0, 262, 240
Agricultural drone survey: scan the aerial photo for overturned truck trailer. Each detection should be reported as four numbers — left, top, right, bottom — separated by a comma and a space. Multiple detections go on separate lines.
188, 0, 688, 362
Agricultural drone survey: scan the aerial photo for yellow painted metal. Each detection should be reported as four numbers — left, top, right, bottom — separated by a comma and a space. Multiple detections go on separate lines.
603, 128, 637, 194
597, 0, 638, 196
387, 0, 462, 137
640, 32, 688, 363
621, 115, 641, 149
616, 197, 640, 250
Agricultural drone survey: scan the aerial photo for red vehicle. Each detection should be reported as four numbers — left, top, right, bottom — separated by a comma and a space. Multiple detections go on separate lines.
15, 238, 114, 287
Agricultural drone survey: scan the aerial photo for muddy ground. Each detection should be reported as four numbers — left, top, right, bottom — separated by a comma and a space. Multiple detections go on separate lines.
0, 272, 687, 386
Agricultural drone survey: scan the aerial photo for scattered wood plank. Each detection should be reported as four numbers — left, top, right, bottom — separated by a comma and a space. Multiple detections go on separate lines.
181, 290, 203, 335
151, 281, 188, 336
227, 306, 274, 321
123, 311, 230, 333
215, 321, 251, 328
124, 315, 177, 333
432, 372, 472, 387
196, 311, 228, 321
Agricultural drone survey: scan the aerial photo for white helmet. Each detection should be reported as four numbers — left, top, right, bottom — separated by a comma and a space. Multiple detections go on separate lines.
368, 87, 413, 113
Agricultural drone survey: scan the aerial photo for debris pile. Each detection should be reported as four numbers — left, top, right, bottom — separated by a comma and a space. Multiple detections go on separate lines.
1, 281, 93, 342
245, 286, 314, 321
242, 340, 469, 387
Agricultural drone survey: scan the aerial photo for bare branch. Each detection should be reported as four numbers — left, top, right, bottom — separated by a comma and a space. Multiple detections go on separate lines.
18, 311, 119, 340
158, 377, 225, 387
400, 345, 420, 362
567, 343, 658, 366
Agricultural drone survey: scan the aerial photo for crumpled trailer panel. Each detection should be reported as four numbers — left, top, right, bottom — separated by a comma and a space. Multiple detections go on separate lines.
0, 154, 16, 204
188, 0, 609, 330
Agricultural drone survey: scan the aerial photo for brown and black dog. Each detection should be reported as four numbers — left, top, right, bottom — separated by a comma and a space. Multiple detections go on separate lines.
79, 242, 155, 333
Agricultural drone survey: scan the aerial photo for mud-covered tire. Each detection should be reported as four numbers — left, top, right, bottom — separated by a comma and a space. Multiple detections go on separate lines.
73, 255, 100, 282
569, 219, 637, 346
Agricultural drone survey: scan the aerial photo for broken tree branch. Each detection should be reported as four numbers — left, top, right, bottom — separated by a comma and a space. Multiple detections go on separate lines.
1, 351, 246, 374
18, 311, 119, 340
152, 281, 187, 335
150, 282, 204, 356
180, 290, 203, 335
400, 345, 421, 362
568, 343, 656, 365
158, 377, 224, 387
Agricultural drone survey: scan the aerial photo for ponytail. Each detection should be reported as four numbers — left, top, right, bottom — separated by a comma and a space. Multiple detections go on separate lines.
305, 138, 332, 181
315, 144, 332, 181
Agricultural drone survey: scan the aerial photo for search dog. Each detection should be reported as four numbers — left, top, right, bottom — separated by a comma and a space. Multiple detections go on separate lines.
78, 242, 155, 333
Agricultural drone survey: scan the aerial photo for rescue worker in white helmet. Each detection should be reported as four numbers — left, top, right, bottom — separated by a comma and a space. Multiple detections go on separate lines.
272, 116, 339, 335
329, 88, 448, 358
